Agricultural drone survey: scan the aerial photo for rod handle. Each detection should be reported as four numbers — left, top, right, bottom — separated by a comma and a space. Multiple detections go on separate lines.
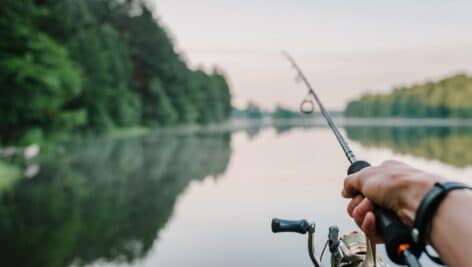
374, 207, 418, 264
347, 160, 371, 174
348, 160, 418, 265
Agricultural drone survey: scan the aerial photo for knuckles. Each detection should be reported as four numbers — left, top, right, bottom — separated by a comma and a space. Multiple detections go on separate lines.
380, 159, 402, 168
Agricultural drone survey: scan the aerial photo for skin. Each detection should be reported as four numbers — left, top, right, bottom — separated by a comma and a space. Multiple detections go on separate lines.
342, 160, 472, 267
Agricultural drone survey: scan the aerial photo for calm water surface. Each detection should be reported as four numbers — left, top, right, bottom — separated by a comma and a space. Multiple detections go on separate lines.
1, 125, 471, 267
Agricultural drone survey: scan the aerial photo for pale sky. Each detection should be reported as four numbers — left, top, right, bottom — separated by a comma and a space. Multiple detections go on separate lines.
151, 0, 472, 110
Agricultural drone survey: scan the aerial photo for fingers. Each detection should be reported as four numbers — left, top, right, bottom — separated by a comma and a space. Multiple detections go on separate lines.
342, 166, 376, 198
347, 195, 364, 217
352, 198, 374, 226
361, 211, 376, 237
347, 197, 383, 243
354, 201, 384, 243
361, 211, 383, 243
342, 173, 360, 198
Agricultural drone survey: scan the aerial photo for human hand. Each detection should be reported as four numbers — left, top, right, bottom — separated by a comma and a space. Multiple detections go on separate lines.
342, 160, 445, 242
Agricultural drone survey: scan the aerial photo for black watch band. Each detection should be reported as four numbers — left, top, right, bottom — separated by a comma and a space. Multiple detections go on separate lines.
412, 181, 472, 264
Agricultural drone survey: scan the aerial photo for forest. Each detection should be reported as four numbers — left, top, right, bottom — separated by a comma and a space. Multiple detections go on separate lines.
345, 74, 472, 118
0, 0, 232, 144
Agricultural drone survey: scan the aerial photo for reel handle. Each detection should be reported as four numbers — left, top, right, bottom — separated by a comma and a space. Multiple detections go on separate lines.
271, 218, 313, 234
348, 160, 419, 265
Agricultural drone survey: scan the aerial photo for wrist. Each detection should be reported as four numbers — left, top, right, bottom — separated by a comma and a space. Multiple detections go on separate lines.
427, 188, 472, 267
430, 189, 471, 246
412, 182, 471, 264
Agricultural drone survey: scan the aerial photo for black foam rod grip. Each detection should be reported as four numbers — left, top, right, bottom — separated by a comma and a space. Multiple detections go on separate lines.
271, 218, 310, 234
374, 207, 415, 264
347, 160, 415, 265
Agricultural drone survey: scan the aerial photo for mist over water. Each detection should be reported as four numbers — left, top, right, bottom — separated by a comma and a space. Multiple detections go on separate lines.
0, 124, 470, 267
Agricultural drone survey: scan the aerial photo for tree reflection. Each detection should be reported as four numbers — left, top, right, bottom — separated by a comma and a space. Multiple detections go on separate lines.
345, 126, 472, 168
0, 132, 231, 267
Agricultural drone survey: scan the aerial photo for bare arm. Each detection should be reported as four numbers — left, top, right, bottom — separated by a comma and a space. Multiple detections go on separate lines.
342, 160, 472, 267
429, 190, 472, 267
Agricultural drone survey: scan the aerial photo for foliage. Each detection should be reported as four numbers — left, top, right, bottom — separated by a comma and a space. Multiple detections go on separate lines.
272, 105, 307, 119
0, 160, 21, 196
0, 0, 83, 141
345, 74, 472, 118
0, 0, 232, 143
232, 102, 265, 120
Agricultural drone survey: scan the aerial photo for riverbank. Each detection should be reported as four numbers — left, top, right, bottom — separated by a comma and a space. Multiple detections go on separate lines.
229, 117, 472, 130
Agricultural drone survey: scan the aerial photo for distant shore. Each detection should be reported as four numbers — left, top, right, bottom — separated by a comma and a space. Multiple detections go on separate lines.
229, 117, 472, 129
117, 117, 472, 136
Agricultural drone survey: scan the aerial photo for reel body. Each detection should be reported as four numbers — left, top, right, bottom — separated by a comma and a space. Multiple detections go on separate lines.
271, 218, 388, 267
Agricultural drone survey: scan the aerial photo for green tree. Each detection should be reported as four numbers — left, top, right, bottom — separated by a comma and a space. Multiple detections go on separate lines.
0, 0, 83, 142
345, 74, 472, 118
1, 0, 233, 143
147, 79, 178, 125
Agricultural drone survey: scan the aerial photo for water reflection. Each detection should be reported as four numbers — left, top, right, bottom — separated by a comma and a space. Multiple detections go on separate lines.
0, 125, 471, 267
345, 126, 472, 168
269, 122, 472, 168
0, 132, 231, 267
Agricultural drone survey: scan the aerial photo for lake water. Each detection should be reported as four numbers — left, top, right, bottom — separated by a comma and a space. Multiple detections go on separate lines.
0, 123, 471, 267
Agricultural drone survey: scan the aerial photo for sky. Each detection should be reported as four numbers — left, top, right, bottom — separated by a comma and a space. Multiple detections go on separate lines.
150, 0, 472, 110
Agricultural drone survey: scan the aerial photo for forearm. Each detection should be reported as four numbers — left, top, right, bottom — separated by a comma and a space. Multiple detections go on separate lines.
430, 190, 472, 267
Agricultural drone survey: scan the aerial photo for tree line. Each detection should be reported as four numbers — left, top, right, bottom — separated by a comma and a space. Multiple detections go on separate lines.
232, 103, 327, 120
345, 74, 472, 118
0, 0, 232, 144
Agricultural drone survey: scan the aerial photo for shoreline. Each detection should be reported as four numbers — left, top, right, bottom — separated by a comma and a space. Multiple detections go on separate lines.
229, 117, 472, 130
3, 117, 472, 148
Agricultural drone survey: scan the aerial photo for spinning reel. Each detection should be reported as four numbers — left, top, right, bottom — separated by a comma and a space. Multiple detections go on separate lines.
271, 218, 387, 267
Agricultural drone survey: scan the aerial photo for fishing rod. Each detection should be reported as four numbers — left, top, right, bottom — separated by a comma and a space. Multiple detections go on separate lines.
282, 52, 356, 164
271, 52, 423, 267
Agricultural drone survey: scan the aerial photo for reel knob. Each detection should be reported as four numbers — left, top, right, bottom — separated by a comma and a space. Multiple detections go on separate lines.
271, 218, 314, 234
